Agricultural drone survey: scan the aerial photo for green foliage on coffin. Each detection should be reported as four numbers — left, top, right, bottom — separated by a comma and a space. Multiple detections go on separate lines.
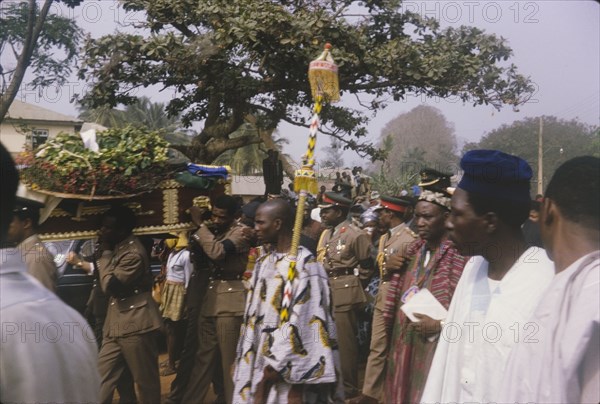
17, 126, 171, 197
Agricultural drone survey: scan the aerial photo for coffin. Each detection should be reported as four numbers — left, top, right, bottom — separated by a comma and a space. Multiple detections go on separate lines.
28, 179, 229, 241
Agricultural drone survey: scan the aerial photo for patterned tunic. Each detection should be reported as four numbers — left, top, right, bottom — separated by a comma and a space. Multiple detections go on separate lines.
232, 246, 343, 403
384, 238, 467, 404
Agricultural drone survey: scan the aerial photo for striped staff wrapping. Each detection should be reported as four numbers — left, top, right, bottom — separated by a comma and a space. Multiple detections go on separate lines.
280, 44, 339, 323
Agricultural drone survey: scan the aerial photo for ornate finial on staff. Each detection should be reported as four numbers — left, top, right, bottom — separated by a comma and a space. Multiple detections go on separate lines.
280, 44, 340, 322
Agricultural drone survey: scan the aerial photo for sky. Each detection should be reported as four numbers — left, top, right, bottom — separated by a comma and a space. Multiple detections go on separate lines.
9, 0, 600, 168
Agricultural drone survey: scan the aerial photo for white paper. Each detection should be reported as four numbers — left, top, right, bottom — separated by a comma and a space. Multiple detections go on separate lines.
400, 288, 448, 322
80, 129, 99, 152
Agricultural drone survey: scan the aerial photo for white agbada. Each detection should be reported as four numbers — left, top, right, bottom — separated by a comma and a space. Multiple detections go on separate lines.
499, 250, 600, 404
0, 248, 100, 403
421, 246, 554, 403
232, 246, 343, 403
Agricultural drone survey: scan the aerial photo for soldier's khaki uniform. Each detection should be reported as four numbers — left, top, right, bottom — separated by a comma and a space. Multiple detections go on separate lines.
317, 220, 373, 398
182, 222, 249, 404
361, 223, 417, 401
97, 235, 163, 404
20, 234, 57, 292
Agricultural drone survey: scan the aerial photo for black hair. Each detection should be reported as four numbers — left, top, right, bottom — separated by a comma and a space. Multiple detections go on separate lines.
260, 198, 295, 232
467, 193, 530, 230
14, 207, 40, 229
213, 195, 239, 216
103, 205, 137, 234
545, 156, 599, 230
1, 143, 19, 241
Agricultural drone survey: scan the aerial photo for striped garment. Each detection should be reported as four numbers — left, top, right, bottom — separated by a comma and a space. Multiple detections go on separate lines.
383, 238, 467, 404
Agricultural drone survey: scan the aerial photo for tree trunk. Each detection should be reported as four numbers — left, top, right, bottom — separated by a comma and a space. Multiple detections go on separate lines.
0, 0, 53, 122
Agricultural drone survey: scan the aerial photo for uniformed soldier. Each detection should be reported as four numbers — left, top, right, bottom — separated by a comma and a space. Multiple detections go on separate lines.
350, 195, 418, 404
182, 195, 250, 404
96, 205, 163, 404
317, 192, 375, 399
6, 197, 58, 292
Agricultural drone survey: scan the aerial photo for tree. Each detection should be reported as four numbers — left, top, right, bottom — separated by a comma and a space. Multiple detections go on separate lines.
464, 116, 598, 189
370, 105, 458, 194
320, 137, 345, 169
212, 124, 289, 175
77, 0, 534, 165
79, 96, 192, 145
0, 0, 83, 122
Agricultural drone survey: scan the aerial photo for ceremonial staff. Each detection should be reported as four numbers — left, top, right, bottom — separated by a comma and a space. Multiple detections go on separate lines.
280, 44, 340, 322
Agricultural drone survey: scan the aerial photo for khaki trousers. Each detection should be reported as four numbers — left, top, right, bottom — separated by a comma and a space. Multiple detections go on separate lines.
334, 307, 360, 398
361, 281, 390, 400
98, 332, 160, 404
182, 314, 243, 404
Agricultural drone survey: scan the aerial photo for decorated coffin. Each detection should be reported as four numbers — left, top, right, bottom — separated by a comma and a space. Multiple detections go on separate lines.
16, 127, 232, 241
31, 179, 228, 241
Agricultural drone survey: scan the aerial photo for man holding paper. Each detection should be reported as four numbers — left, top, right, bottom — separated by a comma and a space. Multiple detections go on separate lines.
383, 169, 467, 404
421, 150, 554, 403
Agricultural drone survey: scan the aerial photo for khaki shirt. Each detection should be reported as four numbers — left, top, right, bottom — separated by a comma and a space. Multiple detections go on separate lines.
376, 222, 418, 279
318, 221, 372, 269
317, 220, 373, 311
375, 222, 417, 310
192, 222, 250, 317
20, 234, 58, 292
98, 235, 162, 338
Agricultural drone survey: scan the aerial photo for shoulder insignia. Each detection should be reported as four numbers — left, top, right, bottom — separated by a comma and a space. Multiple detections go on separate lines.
404, 226, 418, 238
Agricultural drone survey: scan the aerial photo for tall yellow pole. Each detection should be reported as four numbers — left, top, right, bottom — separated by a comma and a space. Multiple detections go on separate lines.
537, 116, 543, 195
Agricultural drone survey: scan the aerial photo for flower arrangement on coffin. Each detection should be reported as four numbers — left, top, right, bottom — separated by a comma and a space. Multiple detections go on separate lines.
16, 126, 172, 199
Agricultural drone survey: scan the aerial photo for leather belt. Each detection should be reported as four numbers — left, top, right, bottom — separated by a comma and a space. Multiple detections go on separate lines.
326, 268, 354, 278
211, 273, 243, 281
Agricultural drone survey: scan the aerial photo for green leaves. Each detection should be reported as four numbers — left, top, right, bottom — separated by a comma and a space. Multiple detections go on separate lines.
19, 126, 171, 195
77, 0, 535, 162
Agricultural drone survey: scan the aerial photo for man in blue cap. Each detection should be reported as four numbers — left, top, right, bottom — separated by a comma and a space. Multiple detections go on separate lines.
422, 150, 555, 403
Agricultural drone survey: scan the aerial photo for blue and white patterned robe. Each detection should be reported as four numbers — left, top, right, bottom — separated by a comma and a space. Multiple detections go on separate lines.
232, 246, 343, 403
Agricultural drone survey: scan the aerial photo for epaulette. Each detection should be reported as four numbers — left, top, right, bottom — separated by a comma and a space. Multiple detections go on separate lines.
347, 221, 363, 233
404, 226, 418, 238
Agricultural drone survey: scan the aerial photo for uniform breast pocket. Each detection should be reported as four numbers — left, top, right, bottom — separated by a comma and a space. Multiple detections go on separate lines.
215, 281, 246, 316
116, 293, 148, 313
330, 276, 366, 310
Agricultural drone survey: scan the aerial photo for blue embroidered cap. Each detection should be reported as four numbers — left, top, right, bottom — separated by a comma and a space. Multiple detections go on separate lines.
458, 150, 532, 203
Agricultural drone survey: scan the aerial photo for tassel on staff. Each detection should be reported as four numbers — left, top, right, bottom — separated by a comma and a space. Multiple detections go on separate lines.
280, 43, 340, 322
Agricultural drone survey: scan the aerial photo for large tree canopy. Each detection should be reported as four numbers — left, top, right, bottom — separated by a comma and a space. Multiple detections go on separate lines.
0, 0, 83, 121
77, 0, 534, 164
370, 105, 458, 194
464, 116, 598, 189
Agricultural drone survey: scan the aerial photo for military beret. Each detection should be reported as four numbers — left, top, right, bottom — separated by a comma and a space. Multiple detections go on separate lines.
458, 149, 532, 203
318, 192, 352, 209
375, 195, 413, 213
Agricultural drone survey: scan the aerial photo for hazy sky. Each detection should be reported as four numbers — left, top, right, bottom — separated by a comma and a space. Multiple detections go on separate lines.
11, 0, 600, 167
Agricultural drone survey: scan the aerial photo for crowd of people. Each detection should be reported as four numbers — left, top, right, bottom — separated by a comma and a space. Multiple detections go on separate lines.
1, 141, 598, 404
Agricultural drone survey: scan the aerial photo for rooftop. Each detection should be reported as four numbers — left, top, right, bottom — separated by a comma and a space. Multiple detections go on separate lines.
5, 100, 82, 124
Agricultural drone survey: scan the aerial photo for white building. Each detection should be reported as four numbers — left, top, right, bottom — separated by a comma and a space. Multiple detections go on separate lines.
0, 100, 83, 156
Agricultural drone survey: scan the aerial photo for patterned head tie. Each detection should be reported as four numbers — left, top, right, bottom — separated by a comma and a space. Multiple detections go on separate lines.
418, 190, 452, 211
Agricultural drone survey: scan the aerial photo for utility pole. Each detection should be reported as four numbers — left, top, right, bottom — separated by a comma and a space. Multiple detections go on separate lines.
537, 116, 543, 195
